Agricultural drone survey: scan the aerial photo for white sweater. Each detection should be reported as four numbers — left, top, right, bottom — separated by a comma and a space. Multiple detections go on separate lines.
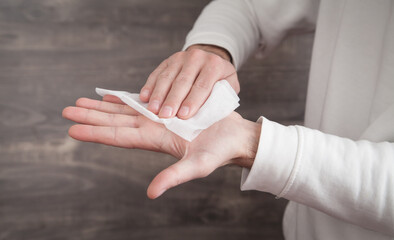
183, 0, 394, 239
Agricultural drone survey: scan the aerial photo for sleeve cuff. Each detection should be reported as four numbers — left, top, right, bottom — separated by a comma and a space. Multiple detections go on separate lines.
240, 117, 302, 198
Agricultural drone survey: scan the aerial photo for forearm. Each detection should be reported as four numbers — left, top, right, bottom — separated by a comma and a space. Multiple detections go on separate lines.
183, 0, 261, 69
241, 118, 394, 235
183, 0, 318, 69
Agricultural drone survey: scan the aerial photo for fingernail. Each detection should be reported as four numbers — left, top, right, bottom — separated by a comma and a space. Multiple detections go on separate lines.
140, 89, 149, 99
150, 100, 160, 113
160, 106, 173, 118
178, 106, 189, 117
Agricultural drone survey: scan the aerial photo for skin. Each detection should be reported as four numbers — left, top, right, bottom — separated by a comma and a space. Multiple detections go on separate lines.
140, 44, 238, 119
62, 96, 261, 199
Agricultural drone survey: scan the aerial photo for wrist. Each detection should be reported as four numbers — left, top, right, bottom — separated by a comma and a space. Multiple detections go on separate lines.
186, 44, 232, 63
233, 117, 261, 168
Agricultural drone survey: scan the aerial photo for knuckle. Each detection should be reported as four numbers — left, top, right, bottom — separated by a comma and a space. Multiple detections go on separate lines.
158, 71, 172, 81
148, 89, 162, 101
112, 127, 119, 145
188, 48, 202, 55
188, 48, 204, 58
170, 51, 184, 61
174, 73, 191, 84
208, 54, 224, 66
120, 104, 128, 114
173, 51, 183, 57
195, 78, 212, 91
84, 109, 92, 122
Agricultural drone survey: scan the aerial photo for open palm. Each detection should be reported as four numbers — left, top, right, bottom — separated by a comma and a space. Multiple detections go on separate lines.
62, 95, 258, 199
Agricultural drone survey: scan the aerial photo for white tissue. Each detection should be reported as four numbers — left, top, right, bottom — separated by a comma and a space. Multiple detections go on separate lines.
96, 80, 239, 142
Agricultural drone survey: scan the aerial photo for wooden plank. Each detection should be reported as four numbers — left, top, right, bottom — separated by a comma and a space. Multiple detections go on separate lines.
0, 0, 313, 239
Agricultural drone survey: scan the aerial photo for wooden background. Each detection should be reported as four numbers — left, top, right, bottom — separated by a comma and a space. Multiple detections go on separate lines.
0, 0, 314, 239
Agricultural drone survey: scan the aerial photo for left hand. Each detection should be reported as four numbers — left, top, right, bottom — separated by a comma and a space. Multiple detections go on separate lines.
62, 95, 260, 199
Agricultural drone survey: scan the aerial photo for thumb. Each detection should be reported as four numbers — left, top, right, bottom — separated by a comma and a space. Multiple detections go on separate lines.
147, 155, 217, 199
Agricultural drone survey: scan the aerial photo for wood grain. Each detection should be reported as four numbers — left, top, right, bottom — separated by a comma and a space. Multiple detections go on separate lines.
0, 0, 313, 239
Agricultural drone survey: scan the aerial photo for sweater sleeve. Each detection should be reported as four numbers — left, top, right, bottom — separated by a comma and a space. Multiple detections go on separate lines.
241, 117, 394, 236
183, 0, 318, 69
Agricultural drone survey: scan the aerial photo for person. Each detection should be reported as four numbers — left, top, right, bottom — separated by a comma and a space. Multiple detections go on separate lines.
62, 0, 394, 239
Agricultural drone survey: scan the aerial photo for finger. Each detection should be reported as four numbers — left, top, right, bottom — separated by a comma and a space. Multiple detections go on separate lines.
63, 106, 138, 127
140, 60, 168, 102
148, 56, 183, 114
158, 59, 203, 118
68, 124, 142, 149
102, 95, 125, 105
147, 155, 217, 199
75, 98, 137, 115
177, 63, 222, 119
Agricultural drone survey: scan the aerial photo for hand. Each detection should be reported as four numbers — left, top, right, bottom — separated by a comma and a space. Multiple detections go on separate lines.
62, 96, 260, 199
140, 44, 239, 119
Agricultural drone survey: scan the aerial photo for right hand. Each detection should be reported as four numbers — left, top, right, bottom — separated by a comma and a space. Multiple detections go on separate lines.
140, 44, 240, 119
